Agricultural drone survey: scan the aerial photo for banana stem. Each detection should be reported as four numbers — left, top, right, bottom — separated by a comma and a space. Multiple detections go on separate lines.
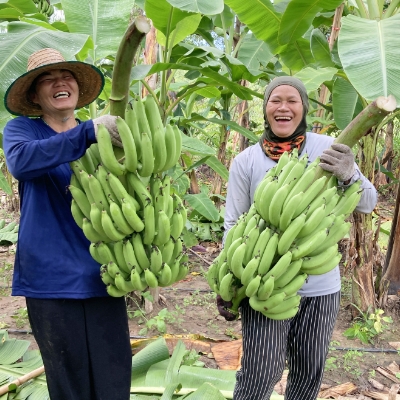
110, 16, 151, 118
312, 95, 397, 182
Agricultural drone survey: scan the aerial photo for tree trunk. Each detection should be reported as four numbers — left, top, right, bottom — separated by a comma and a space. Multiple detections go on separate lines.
235, 80, 250, 153
380, 175, 400, 301
141, 25, 158, 98
375, 121, 394, 186
351, 133, 380, 315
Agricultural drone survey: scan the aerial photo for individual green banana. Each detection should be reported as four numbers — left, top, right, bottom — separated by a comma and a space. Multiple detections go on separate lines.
175, 263, 189, 282
245, 275, 262, 298
276, 158, 297, 188
332, 190, 361, 217
125, 107, 142, 159
115, 116, 138, 172
219, 272, 235, 302
170, 210, 184, 240
218, 261, 230, 285
158, 263, 172, 287
278, 191, 304, 232
106, 260, 123, 279
161, 237, 175, 266
82, 218, 103, 243
131, 233, 151, 271
121, 199, 144, 232
138, 132, 154, 178
171, 238, 183, 263
265, 294, 301, 315
144, 268, 159, 288
306, 187, 337, 218
88, 143, 102, 167
171, 125, 182, 164
115, 272, 135, 293
277, 213, 307, 255
243, 214, 260, 237
262, 306, 299, 320
258, 179, 279, 224
241, 255, 261, 287
89, 203, 110, 241
263, 251, 293, 281
108, 173, 138, 209
223, 225, 237, 250
70, 172, 83, 192
89, 243, 102, 264
324, 192, 340, 216
273, 259, 303, 289
292, 176, 328, 219
154, 210, 171, 247
109, 200, 134, 236
272, 273, 308, 297
169, 258, 181, 284
79, 150, 96, 175
71, 199, 85, 229
142, 203, 156, 245
96, 242, 117, 265
95, 164, 119, 204
133, 98, 153, 140
112, 240, 132, 274
253, 176, 273, 210
123, 240, 142, 274
249, 292, 286, 313
308, 219, 351, 257
79, 169, 95, 205
274, 151, 290, 176
130, 268, 148, 291
297, 204, 327, 238
257, 275, 275, 301
302, 252, 342, 275
301, 244, 339, 271
243, 225, 261, 266
258, 232, 279, 275
106, 284, 126, 297
144, 95, 167, 173
100, 265, 114, 285
231, 215, 247, 243
251, 226, 272, 260
69, 185, 91, 219
226, 237, 243, 267
162, 124, 178, 171
70, 161, 84, 185
149, 245, 163, 274
291, 228, 329, 260
96, 124, 125, 176
281, 158, 307, 192
101, 210, 126, 242
269, 183, 292, 228
126, 171, 152, 208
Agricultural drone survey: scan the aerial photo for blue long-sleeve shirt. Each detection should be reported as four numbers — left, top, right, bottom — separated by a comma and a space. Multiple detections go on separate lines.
3, 116, 107, 298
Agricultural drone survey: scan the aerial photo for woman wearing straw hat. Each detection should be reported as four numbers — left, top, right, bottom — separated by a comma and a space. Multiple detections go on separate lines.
3, 48, 132, 400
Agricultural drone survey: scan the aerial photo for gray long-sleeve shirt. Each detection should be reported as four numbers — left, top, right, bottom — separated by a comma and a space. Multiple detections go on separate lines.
224, 131, 377, 297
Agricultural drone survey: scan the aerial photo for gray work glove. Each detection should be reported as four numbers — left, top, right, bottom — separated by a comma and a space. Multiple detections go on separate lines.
93, 115, 123, 148
319, 143, 355, 182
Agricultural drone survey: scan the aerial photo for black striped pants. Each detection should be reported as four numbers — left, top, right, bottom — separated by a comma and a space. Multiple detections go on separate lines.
233, 292, 340, 400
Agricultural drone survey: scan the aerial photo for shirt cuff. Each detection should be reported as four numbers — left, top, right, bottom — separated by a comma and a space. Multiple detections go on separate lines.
338, 169, 361, 187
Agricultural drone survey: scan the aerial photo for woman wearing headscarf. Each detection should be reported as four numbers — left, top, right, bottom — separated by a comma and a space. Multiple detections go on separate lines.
218, 76, 377, 399
3, 48, 132, 400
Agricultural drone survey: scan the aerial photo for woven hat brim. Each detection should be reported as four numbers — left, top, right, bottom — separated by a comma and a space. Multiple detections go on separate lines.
4, 61, 105, 117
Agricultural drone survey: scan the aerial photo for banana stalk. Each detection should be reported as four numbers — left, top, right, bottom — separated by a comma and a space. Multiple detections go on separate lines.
313, 95, 397, 182
110, 16, 151, 118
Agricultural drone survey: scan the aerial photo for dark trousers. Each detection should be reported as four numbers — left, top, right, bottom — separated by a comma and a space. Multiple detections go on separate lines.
26, 296, 132, 400
233, 292, 340, 400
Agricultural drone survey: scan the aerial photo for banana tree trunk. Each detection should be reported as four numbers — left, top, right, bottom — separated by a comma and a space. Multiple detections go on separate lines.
141, 25, 158, 99
375, 121, 394, 188
379, 171, 400, 303
351, 134, 380, 315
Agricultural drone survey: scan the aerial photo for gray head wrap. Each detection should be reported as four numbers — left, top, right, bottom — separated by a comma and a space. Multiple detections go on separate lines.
260, 76, 309, 144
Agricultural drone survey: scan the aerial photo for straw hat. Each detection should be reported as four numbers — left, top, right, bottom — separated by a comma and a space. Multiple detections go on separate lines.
4, 48, 105, 116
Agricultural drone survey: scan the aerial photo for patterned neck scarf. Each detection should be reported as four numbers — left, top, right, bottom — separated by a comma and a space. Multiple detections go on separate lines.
259, 76, 309, 160
262, 135, 306, 161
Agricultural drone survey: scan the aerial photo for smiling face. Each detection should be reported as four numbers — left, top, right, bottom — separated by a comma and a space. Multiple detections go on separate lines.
30, 69, 79, 115
265, 85, 304, 138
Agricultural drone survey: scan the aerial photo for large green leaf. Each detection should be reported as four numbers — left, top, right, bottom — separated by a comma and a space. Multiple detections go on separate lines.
156, 13, 202, 48
332, 77, 362, 130
237, 34, 274, 76
278, 0, 343, 45
181, 134, 215, 156
310, 28, 335, 68
61, 0, 133, 62
2, 0, 37, 14
0, 22, 89, 119
183, 193, 220, 222
145, 0, 196, 36
294, 66, 337, 92
205, 156, 229, 182
224, 0, 282, 53
338, 13, 400, 106
279, 38, 315, 73
166, 0, 224, 15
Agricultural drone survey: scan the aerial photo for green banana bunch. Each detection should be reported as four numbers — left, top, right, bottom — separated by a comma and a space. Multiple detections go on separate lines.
69, 96, 188, 297
207, 150, 363, 320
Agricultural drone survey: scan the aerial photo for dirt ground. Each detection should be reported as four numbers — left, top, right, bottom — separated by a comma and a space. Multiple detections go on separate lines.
1, 238, 400, 399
